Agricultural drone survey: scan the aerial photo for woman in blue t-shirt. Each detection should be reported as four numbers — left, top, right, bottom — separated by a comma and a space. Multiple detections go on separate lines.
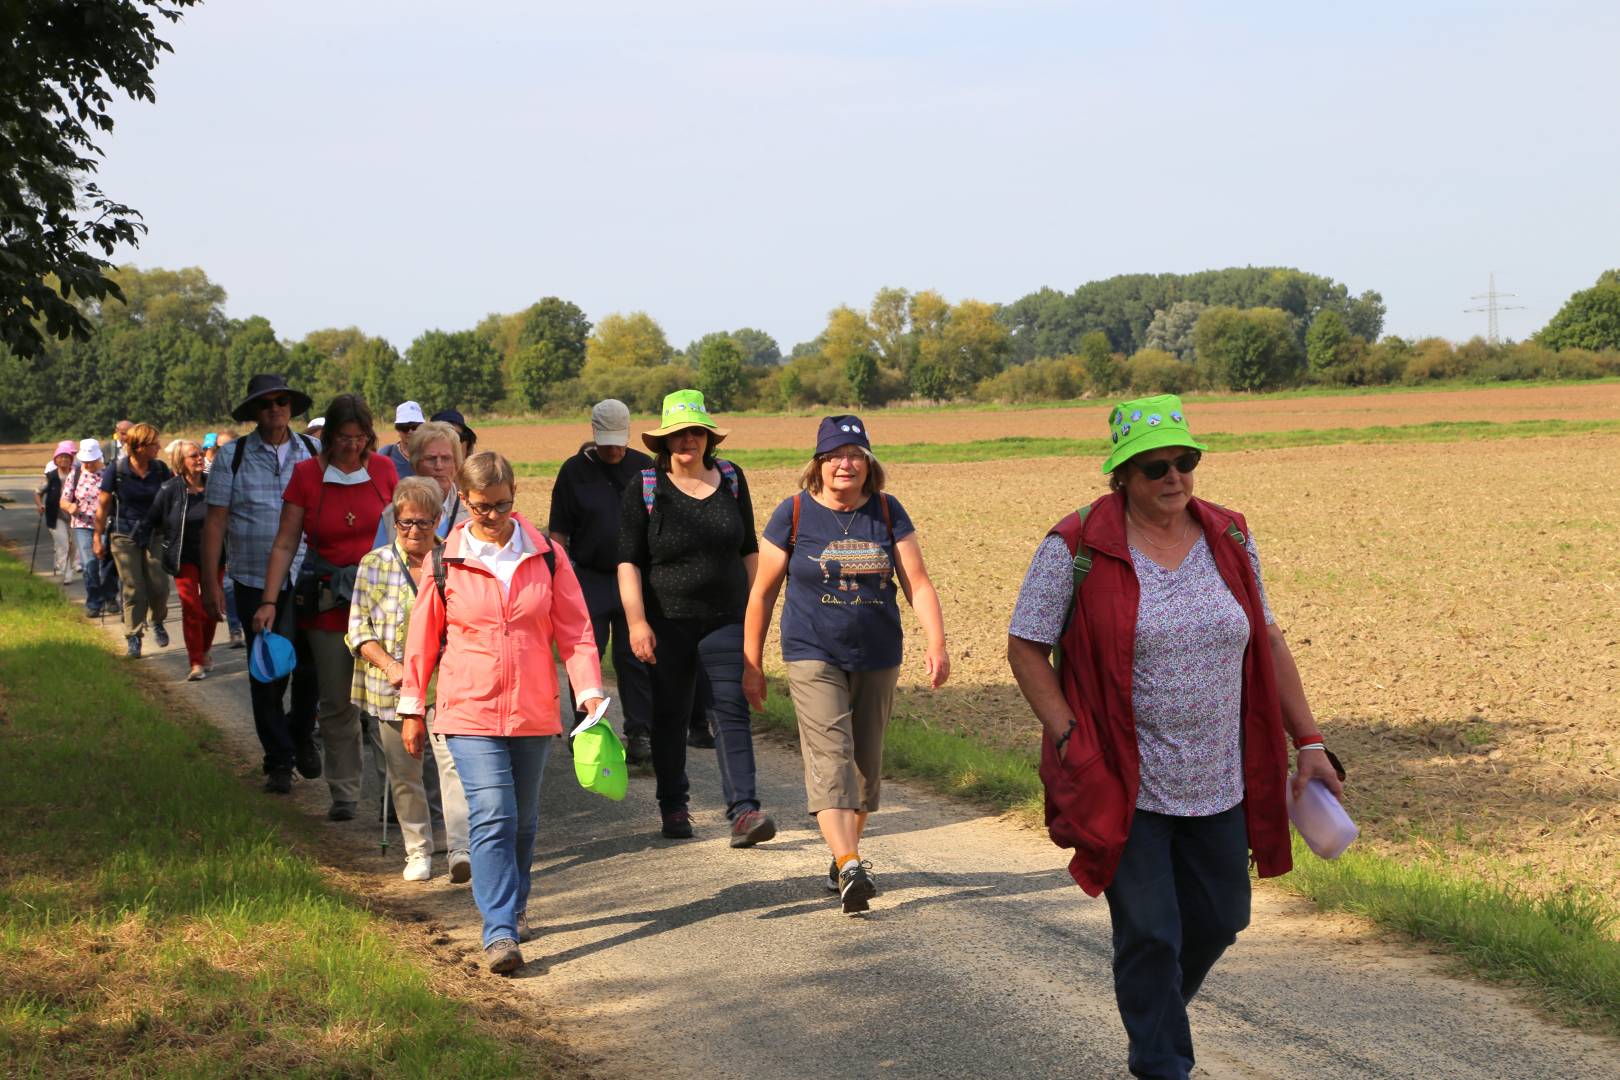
743, 414, 949, 914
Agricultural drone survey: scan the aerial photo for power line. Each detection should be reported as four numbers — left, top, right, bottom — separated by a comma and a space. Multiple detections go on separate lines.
1464, 272, 1524, 345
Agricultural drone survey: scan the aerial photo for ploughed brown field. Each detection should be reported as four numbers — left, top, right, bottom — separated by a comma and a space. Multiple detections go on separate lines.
510, 433, 1620, 899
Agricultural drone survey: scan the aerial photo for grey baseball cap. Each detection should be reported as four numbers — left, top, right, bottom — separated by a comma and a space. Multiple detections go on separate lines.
590, 399, 631, 446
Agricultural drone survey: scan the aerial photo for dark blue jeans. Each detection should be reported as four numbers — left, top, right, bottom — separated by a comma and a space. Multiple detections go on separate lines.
647, 616, 758, 819
72, 526, 119, 612
446, 734, 552, 948
233, 579, 319, 775
1103, 804, 1252, 1080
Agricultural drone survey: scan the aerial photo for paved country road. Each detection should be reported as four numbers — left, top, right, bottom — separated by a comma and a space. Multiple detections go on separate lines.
4, 477, 1617, 1080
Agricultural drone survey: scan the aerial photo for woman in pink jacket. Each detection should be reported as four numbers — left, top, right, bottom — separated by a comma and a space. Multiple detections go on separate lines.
399, 451, 604, 974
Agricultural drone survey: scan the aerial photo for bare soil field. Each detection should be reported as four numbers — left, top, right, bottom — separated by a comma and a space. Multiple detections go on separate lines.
480, 383, 1620, 461
508, 433, 1620, 902
5, 382, 1619, 473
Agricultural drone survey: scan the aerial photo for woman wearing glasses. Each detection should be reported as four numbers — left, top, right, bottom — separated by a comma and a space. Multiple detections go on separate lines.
348, 476, 471, 884
1006, 394, 1344, 1080
145, 439, 218, 681
399, 451, 603, 974
742, 415, 949, 914
256, 394, 399, 822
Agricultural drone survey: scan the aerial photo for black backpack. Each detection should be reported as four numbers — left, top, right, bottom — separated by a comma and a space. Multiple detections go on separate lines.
231, 432, 318, 474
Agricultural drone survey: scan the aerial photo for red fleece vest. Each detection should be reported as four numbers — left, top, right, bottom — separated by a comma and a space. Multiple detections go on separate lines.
1039, 492, 1291, 896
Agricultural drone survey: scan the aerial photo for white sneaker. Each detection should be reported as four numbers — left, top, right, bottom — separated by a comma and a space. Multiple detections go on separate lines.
402, 854, 433, 882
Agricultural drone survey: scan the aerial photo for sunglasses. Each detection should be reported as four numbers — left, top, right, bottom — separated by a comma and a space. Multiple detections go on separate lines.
257, 395, 293, 410
396, 517, 438, 532
465, 499, 515, 517
1135, 451, 1202, 481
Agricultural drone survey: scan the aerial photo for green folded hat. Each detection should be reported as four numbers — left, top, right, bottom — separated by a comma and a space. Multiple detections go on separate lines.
1101, 393, 1208, 474
641, 388, 730, 452
572, 724, 629, 801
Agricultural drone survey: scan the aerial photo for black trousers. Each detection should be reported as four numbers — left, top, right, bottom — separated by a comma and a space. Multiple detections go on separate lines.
233, 580, 319, 774
570, 567, 654, 737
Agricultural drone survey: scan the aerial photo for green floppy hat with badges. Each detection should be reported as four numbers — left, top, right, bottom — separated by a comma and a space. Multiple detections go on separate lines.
1101, 393, 1208, 474
570, 698, 628, 801
641, 388, 729, 451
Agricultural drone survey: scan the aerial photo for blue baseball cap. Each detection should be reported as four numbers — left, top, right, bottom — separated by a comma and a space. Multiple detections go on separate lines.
202, 432, 218, 449
815, 414, 871, 458
249, 631, 297, 683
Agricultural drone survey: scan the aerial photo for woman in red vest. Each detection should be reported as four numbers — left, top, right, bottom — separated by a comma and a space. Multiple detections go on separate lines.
1007, 394, 1343, 1080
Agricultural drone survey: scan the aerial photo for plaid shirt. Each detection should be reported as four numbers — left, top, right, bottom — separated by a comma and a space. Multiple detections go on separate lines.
205, 429, 314, 587
346, 544, 422, 723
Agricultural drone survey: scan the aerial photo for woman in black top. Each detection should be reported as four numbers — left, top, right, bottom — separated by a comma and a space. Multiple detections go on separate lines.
147, 440, 218, 681
617, 390, 776, 846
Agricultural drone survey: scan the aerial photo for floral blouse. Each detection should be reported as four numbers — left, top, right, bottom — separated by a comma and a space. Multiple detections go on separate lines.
67, 467, 103, 530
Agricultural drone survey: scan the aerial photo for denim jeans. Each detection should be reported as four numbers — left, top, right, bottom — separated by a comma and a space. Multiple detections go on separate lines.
446, 734, 553, 948
73, 527, 119, 612
646, 616, 758, 819
1102, 804, 1252, 1080
233, 580, 319, 775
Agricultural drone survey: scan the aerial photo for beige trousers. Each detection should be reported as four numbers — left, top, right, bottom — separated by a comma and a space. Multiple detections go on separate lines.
307, 627, 363, 805
376, 709, 470, 861
110, 533, 169, 637
785, 660, 900, 814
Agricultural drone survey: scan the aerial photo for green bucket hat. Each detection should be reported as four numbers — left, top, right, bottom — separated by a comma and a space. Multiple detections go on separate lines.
641, 388, 729, 452
572, 723, 629, 801
1101, 393, 1208, 474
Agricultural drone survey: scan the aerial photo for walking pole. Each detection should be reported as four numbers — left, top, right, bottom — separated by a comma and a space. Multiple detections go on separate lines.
380, 763, 391, 856
29, 512, 43, 573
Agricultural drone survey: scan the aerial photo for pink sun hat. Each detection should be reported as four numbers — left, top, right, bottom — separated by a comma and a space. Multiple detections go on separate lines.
51, 439, 77, 460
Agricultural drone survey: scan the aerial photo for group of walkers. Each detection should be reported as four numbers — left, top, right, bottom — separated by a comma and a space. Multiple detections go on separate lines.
32, 372, 1344, 1079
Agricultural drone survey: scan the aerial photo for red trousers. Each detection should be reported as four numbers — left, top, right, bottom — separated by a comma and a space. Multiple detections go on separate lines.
175, 563, 221, 666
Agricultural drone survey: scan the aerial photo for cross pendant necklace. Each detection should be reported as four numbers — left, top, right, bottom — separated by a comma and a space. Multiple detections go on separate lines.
345, 511, 356, 527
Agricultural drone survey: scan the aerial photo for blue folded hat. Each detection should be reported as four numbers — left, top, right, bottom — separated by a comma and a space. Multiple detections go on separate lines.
815, 414, 871, 457
249, 631, 297, 683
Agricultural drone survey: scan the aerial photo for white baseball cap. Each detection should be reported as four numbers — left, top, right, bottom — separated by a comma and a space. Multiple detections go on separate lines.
590, 399, 631, 447
305, 416, 326, 432
76, 438, 104, 463
394, 401, 425, 426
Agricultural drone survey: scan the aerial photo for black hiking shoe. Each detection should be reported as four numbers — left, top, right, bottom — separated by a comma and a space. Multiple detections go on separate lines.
294, 740, 323, 780
839, 860, 877, 915
826, 859, 840, 892
660, 808, 694, 839
262, 769, 293, 795
327, 801, 357, 822
624, 731, 652, 766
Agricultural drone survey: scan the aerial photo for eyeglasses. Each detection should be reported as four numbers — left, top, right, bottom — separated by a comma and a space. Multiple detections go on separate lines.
184, 452, 205, 460
1135, 451, 1202, 481
331, 433, 369, 446
465, 499, 514, 517
821, 450, 867, 464
257, 396, 292, 410
396, 518, 438, 532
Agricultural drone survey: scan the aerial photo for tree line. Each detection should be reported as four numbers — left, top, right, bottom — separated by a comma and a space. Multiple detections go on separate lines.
3, 264, 1617, 442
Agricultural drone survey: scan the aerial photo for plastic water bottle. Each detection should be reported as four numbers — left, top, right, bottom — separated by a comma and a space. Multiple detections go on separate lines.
1286, 775, 1358, 859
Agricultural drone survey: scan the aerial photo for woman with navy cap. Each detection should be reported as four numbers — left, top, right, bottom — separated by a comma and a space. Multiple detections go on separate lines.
743, 415, 949, 913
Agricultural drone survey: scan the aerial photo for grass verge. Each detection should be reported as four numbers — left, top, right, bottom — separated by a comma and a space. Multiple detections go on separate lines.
513, 417, 1620, 474
752, 675, 1620, 1034
0, 551, 568, 1078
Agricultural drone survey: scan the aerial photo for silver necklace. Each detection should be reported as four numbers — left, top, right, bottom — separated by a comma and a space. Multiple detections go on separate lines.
1128, 510, 1191, 551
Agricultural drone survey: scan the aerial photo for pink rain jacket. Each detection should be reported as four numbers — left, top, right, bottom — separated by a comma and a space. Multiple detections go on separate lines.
399, 514, 601, 736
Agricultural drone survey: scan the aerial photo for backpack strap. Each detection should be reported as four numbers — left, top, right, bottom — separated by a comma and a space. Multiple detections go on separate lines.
298, 433, 317, 456
640, 468, 658, 514
432, 545, 449, 655
1224, 521, 1246, 547
789, 492, 801, 551
878, 492, 895, 548
716, 459, 740, 498
230, 436, 247, 475
1052, 503, 1095, 680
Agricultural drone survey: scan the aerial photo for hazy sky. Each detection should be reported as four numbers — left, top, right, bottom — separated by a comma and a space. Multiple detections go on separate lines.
98, 0, 1619, 352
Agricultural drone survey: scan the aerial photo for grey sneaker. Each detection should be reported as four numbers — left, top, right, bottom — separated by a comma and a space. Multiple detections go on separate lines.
327, 801, 357, 822
125, 634, 142, 658
485, 938, 522, 974
151, 622, 170, 648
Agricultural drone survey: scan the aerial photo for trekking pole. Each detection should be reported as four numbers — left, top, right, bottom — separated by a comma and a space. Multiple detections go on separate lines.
380, 764, 391, 855
29, 512, 43, 573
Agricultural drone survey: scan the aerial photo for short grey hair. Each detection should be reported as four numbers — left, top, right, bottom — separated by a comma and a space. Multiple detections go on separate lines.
392, 476, 443, 519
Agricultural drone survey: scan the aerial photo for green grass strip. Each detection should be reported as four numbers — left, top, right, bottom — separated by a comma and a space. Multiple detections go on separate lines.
752, 675, 1620, 1034
0, 552, 554, 1078
513, 417, 1620, 474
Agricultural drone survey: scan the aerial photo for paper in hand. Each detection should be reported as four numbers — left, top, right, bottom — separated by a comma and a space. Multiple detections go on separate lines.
568, 696, 613, 738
